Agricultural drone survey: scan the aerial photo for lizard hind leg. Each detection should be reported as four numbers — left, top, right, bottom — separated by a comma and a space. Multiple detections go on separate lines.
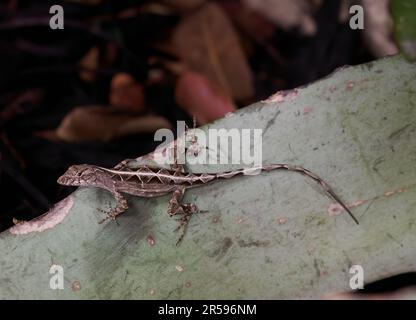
173, 204, 197, 245
168, 187, 198, 245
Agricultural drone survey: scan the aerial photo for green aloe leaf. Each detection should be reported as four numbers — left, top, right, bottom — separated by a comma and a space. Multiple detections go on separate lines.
0, 55, 415, 299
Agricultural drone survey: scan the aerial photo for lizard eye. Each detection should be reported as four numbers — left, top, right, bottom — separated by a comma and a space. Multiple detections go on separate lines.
73, 171, 84, 178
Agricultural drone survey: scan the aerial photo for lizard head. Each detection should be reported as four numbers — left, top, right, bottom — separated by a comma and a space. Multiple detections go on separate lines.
57, 164, 104, 187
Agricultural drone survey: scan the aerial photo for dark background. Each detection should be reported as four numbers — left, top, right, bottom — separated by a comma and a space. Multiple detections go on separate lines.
0, 0, 373, 231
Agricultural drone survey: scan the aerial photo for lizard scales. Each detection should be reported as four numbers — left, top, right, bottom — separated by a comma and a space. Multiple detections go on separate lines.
57, 162, 359, 244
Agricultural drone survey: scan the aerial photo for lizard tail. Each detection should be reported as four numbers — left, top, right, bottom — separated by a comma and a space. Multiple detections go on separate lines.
215, 164, 359, 225
262, 164, 359, 225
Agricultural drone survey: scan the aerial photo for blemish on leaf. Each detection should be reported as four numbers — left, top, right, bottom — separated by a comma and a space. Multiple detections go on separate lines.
149, 289, 155, 295
147, 234, 156, 246
10, 196, 73, 235
238, 239, 270, 248
175, 265, 184, 272
328, 203, 343, 216
307, 244, 316, 254
351, 200, 365, 207
210, 237, 233, 260
328, 200, 361, 215
303, 107, 313, 115
327, 182, 416, 219
345, 79, 370, 91
264, 89, 299, 103
346, 82, 355, 91
277, 217, 287, 225
72, 280, 81, 291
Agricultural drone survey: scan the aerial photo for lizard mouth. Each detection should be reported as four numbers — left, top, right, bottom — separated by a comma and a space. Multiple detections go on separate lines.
57, 175, 67, 185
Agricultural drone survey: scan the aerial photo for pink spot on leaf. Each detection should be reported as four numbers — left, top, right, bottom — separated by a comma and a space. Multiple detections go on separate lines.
346, 82, 355, 91
265, 89, 299, 103
351, 200, 365, 207
278, 217, 287, 225
147, 234, 156, 246
328, 203, 344, 216
303, 107, 313, 115
72, 280, 81, 291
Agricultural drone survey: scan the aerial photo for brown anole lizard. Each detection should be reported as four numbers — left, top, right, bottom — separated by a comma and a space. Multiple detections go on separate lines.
57, 160, 359, 244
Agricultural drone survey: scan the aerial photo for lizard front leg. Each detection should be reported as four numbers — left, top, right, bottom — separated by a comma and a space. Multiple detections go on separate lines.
99, 190, 129, 223
168, 187, 198, 245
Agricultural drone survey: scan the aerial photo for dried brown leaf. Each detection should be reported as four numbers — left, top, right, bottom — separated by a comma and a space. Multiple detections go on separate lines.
175, 71, 236, 125
171, 2, 254, 101
242, 0, 321, 36
55, 106, 171, 143
79, 46, 99, 83
110, 73, 145, 113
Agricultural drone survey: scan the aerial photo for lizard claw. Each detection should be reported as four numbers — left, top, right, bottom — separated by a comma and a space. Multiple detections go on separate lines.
173, 214, 192, 245
98, 210, 118, 224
